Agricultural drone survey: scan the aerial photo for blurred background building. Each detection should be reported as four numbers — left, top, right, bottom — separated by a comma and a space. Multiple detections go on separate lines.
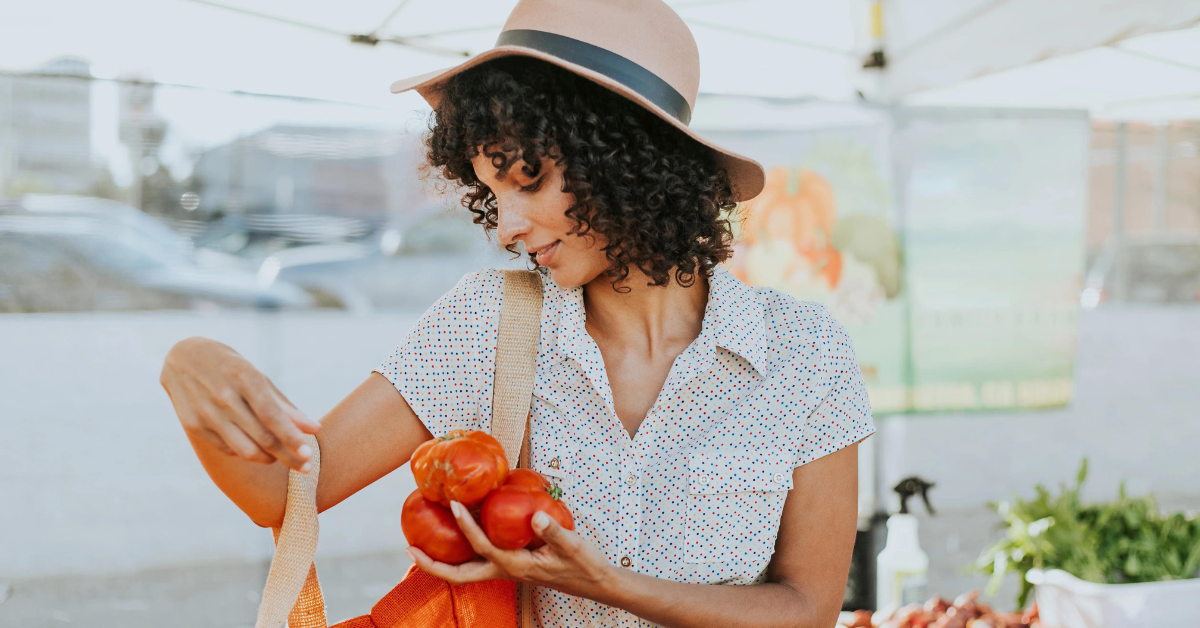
191, 124, 422, 219
0, 57, 95, 196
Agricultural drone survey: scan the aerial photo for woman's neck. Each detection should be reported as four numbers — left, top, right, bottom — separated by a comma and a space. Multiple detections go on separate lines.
581, 268, 708, 357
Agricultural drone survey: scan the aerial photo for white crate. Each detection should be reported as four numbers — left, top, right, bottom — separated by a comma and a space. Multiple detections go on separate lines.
1028, 569, 1200, 628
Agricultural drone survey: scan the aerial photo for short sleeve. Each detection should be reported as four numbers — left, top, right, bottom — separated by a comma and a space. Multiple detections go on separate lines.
374, 270, 503, 437
794, 308, 876, 468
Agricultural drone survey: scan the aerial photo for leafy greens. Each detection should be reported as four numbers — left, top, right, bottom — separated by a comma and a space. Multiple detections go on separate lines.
973, 459, 1200, 608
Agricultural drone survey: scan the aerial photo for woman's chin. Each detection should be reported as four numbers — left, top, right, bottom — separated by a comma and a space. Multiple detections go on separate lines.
543, 266, 579, 289
543, 264, 601, 290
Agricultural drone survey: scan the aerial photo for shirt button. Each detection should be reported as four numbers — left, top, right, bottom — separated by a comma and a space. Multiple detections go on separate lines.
620, 556, 632, 568
773, 472, 786, 485
549, 457, 560, 470
625, 473, 636, 487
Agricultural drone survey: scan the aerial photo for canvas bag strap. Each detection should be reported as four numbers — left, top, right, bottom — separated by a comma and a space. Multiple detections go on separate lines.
491, 269, 542, 469
490, 269, 542, 628
256, 432, 327, 628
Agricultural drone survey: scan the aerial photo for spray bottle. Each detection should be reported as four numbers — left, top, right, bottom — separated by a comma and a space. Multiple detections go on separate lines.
875, 476, 935, 612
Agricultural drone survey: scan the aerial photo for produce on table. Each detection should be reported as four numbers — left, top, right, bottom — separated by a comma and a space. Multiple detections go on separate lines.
401, 489, 478, 565
973, 459, 1200, 608
411, 430, 509, 507
402, 432, 575, 562
840, 591, 1040, 628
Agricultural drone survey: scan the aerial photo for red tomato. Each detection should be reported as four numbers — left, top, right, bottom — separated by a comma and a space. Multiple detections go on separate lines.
411, 430, 509, 507
409, 439, 444, 502
479, 485, 539, 550
400, 489, 477, 565
527, 487, 575, 549
504, 469, 550, 492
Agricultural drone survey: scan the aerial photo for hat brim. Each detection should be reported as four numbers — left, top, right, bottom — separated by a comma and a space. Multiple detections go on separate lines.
391, 46, 764, 202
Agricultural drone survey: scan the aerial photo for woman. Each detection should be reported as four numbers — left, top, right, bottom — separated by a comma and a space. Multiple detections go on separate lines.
160, 1, 874, 626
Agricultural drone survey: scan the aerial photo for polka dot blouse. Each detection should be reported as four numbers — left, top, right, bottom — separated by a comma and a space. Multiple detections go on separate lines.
376, 264, 876, 628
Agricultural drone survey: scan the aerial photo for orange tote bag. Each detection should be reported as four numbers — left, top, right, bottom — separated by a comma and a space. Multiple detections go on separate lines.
252, 270, 542, 628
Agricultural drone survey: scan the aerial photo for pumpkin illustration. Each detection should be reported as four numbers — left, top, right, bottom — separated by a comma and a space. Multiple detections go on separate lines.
737, 167, 842, 289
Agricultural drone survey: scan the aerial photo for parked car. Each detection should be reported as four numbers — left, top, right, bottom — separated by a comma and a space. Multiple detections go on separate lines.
0, 195, 313, 312
259, 242, 378, 311
1081, 233, 1200, 308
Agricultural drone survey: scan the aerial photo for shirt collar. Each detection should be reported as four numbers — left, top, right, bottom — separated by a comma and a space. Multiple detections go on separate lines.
702, 265, 770, 376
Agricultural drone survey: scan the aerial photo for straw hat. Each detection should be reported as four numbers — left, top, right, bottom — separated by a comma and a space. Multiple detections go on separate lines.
390, 0, 765, 202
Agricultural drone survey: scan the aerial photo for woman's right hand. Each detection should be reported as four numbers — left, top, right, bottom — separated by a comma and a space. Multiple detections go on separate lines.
161, 337, 322, 473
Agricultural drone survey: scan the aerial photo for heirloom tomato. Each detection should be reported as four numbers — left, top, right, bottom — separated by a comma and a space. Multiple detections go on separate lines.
479, 485, 539, 550
503, 468, 550, 492
400, 489, 477, 565
410, 430, 508, 507
526, 485, 575, 549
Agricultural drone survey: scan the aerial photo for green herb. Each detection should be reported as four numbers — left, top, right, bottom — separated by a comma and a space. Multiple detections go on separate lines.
973, 459, 1200, 609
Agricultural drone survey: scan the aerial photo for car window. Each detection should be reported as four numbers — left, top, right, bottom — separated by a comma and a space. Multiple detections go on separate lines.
60, 233, 175, 275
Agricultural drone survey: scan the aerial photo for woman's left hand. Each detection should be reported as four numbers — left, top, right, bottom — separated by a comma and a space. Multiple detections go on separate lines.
405, 501, 616, 600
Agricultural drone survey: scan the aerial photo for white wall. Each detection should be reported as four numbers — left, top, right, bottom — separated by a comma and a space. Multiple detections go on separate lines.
877, 304, 1200, 511
3, 305, 1198, 585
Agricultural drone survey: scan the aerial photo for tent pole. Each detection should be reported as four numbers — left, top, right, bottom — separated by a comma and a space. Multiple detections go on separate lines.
1154, 124, 1170, 231
1114, 122, 1127, 245
1113, 122, 1128, 302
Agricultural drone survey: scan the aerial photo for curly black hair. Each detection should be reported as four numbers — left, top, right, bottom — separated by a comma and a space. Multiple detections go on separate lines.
424, 56, 738, 288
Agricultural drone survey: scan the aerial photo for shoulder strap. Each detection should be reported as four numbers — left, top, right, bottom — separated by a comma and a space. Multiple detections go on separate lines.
255, 269, 543, 628
490, 269, 543, 471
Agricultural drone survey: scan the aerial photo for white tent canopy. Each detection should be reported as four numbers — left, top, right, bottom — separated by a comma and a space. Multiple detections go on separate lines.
883, 0, 1200, 95
2, 0, 869, 110
901, 2, 1200, 121
3, 0, 1200, 120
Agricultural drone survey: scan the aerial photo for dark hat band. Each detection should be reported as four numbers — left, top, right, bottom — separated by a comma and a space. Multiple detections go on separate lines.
496, 29, 692, 126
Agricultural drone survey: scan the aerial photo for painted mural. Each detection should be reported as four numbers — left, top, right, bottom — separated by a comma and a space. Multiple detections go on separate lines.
709, 105, 1089, 414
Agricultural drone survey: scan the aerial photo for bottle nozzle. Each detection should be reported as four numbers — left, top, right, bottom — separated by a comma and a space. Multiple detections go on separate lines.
894, 476, 936, 515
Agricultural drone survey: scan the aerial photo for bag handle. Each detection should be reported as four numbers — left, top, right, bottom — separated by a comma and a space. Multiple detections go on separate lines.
255, 433, 326, 628
255, 269, 543, 628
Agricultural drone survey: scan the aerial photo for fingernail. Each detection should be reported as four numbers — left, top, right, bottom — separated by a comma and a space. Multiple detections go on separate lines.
533, 511, 550, 528
405, 548, 415, 562
298, 444, 312, 457
300, 463, 312, 474
450, 501, 462, 517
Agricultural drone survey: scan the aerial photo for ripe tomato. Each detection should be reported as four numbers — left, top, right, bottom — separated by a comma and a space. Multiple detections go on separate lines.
411, 430, 509, 507
400, 489, 477, 565
480, 481, 575, 550
504, 468, 550, 492
526, 485, 574, 549
479, 485, 539, 550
